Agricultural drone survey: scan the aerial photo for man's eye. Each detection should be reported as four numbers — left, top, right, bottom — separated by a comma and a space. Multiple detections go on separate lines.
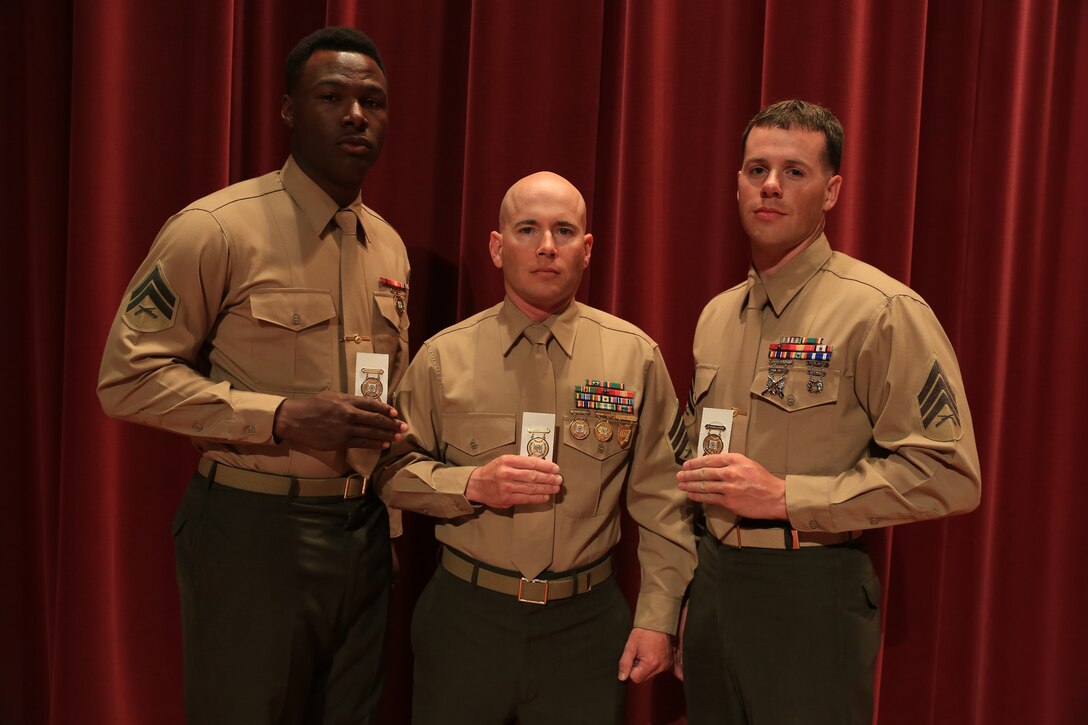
556, 228, 572, 236
321, 94, 338, 102
787, 168, 804, 178
749, 167, 766, 177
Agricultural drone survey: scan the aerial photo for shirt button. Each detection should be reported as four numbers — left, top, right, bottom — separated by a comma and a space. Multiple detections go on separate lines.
870, 517, 881, 526
469, 439, 478, 450
291, 313, 301, 325
808, 520, 819, 529
193, 423, 204, 432
787, 395, 796, 406
245, 425, 256, 435
598, 443, 606, 453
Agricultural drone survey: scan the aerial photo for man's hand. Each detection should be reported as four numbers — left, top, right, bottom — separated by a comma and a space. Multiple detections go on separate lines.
677, 453, 788, 520
464, 455, 562, 509
273, 392, 407, 450
617, 628, 673, 684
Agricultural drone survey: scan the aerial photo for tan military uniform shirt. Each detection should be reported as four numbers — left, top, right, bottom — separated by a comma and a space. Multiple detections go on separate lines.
686, 235, 980, 539
98, 157, 410, 490
379, 298, 696, 634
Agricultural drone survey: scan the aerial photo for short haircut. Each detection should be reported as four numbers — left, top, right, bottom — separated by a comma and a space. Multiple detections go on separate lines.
741, 99, 844, 174
285, 26, 385, 94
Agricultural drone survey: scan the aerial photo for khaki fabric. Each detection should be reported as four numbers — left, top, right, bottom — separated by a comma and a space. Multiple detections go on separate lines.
98, 156, 411, 486
685, 234, 981, 538
379, 298, 696, 633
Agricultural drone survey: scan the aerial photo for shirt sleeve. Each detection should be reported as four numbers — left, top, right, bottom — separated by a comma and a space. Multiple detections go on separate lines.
97, 209, 283, 442
785, 295, 982, 532
625, 345, 698, 634
375, 342, 479, 519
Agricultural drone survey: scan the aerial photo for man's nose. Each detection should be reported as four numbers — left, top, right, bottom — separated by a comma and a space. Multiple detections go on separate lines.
343, 101, 368, 127
760, 170, 782, 198
537, 233, 558, 256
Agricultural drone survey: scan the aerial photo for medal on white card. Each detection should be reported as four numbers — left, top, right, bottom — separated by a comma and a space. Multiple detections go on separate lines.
697, 407, 734, 457
519, 412, 556, 461
355, 352, 390, 403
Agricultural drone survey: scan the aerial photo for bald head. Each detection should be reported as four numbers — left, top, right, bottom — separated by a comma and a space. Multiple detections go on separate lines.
489, 171, 593, 322
498, 172, 588, 231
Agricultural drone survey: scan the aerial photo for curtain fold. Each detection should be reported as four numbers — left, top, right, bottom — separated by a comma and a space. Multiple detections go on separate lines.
4, 1, 1086, 722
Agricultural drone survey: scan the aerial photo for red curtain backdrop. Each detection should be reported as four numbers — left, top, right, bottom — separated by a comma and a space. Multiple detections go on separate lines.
3, 1, 1086, 723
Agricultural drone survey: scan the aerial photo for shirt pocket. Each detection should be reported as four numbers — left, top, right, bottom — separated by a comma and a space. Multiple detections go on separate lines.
249, 289, 336, 394
557, 413, 630, 518
372, 290, 408, 352
748, 361, 842, 413
442, 413, 516, 466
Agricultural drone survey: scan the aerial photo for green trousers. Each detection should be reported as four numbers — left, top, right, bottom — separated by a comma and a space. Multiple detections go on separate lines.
683, 535, 881, 725
410, 559, 631, 724
173, 470, 391, 724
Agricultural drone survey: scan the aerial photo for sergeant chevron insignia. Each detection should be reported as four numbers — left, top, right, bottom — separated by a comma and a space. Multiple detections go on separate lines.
122, 261, 178, 332
916, 356, 962, 441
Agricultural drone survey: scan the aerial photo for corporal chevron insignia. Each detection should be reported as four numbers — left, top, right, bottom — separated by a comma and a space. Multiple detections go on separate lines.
916, 357, 962, 441
122, 261, 179, 332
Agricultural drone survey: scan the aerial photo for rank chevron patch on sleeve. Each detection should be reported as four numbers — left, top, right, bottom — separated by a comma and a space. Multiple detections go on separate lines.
122, 261, 179, 332
668, 404, 689, 464
916, 357, 962, 441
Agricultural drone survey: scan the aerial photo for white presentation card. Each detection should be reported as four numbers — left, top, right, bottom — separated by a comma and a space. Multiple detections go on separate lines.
697, 407, 735, 457
518, 412, 557, 461
354, 352, 390, 403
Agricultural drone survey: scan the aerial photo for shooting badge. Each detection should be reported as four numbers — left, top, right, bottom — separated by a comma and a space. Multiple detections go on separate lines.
697, 407, 735, 457
526, 427, 552, 458
765, 337, 833, 399
354, 352, 390, 403
568, 410, 591, 440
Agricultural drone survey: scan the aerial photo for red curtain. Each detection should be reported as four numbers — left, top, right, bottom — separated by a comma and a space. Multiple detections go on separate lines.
4, 1, 1086, 723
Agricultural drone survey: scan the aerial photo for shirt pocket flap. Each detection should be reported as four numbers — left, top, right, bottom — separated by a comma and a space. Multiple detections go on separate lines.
251, 289, 336, 331
444, 413, 516, 457
749, 364, 842, 412
691, 363, 720, 407
375, 292, 407, 330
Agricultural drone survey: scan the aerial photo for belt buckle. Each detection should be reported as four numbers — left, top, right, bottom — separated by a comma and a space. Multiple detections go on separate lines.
517, 577, 549, 605
343, 474, 368, 499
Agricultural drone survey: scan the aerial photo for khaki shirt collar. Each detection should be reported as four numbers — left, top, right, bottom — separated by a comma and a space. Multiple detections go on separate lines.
497, 297, 579, 358
759, 234, 833, 315
281, 156, 364, 240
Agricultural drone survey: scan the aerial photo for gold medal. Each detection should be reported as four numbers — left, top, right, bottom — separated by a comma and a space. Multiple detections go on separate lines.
703, 423, 726, 455
526, 426, 551, 459
569, 411, 590, 440
594, 416, 614, 443
359, 367, 385, 399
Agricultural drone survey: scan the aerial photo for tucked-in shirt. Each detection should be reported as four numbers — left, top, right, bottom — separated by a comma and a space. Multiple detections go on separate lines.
98, 156, 410, 484
686, 235, 981, 537
378, 298, 696, 634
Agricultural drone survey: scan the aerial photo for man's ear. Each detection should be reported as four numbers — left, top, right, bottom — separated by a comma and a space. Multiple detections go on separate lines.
823, 175, 842, 211
489, 231, 504, 269
582, 233, 593, 269
281, 94, 294, 130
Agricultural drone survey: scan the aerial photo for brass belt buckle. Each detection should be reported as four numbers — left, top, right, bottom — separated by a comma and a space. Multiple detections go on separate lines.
517, 577, 549, 604
343, 474, 368, 499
